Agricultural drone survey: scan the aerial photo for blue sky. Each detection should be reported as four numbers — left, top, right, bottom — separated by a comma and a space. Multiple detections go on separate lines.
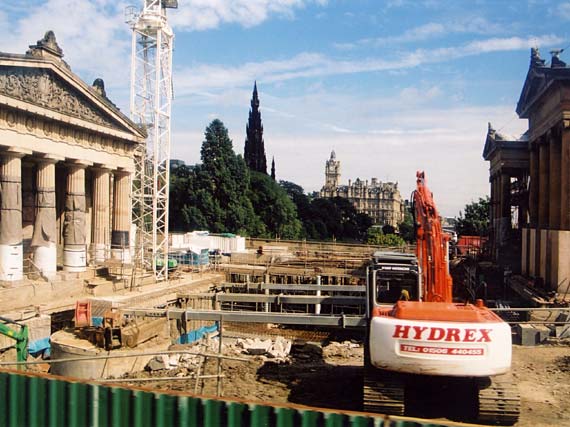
1, 0, 569, 216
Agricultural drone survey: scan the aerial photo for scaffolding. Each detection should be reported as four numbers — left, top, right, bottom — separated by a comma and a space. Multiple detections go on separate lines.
126, 0, 176, 281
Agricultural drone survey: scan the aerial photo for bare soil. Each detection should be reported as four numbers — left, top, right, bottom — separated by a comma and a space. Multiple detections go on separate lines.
128, 339, 570, 426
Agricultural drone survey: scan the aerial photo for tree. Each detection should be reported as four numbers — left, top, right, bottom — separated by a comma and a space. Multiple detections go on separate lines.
302, 197, 372, 242
169, 119, 265, 235
398, 208, 415, 243
366, 226, 406, 247
455, 196, 490, 236
249, 172, 302, 239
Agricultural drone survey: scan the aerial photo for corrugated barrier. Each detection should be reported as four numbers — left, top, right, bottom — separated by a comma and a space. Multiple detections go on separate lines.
0, 369, 464, 427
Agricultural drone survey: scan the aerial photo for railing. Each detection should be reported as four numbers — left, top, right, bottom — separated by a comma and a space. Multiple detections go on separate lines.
0, 369, 460, 427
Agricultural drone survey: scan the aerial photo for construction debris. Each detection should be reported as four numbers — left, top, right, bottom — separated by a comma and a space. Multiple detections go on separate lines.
146, 353, 206, 372
236, 337, 292, 360
515, 324, 550, 346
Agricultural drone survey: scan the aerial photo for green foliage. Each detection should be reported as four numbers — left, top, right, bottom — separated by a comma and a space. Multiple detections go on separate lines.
279, 183, 372, 242
366, 226, 406, 247
455, 196, 490, 236
398, 208, 415, 243
169, 119, 264, 235
250, 172, 302, 239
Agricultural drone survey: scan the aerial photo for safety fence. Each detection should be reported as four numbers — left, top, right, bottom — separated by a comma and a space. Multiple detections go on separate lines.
0, 369, 460, 427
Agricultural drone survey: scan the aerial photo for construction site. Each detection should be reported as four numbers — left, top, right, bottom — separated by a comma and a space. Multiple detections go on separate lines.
0, 1, 570, 427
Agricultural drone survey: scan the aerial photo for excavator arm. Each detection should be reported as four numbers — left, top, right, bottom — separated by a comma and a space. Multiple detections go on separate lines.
412, 171, 452, 303
0, 316, 28, 365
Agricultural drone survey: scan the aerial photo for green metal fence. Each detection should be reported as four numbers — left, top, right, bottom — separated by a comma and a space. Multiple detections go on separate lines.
0, 369, 462, 427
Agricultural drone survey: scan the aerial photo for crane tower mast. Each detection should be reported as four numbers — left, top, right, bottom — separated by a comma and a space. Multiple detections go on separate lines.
127, 0, 177, 280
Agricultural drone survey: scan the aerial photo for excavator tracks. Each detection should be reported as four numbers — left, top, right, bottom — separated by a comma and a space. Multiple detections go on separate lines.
363, 368, 405, 416
476, 375, 520, 426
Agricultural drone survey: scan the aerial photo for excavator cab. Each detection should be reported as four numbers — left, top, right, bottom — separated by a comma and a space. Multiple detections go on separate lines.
367, 252, 420, 305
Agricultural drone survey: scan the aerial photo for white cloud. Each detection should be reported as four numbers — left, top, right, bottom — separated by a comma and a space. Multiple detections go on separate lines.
0, 0, 329, 97
334, 17, 511, 51
169, 0, 328, 31
174, 35, 563, 93
0, 0, 130, 94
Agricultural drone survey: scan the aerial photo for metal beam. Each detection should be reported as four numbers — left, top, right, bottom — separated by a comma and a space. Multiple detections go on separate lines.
214, 294, 364, 305
214, 283, 365, 293
122, 308, 366, 328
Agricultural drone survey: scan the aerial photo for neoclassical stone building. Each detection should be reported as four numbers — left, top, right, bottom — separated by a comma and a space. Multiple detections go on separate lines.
0, 31, 144, 282
484, 48, 570, 293
319, 151, 405, 228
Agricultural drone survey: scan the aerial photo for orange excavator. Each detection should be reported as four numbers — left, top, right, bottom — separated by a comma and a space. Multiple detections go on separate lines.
363, 171, 520, 425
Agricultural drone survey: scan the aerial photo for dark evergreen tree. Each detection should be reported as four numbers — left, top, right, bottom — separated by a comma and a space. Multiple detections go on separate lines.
169, 119, 265, 235
249, 172, 302, 239
270, 157, 275, 180
244, 82, 267, 174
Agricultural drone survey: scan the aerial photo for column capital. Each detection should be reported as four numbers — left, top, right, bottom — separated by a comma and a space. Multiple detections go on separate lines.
118, 165, 134, 172
92, 163, 114, 172
0, 147, 32, 159
35, 153, 64, 164
66, 159, 93, 168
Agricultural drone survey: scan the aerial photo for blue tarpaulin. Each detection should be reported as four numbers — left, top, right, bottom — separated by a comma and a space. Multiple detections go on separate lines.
177, 323, 218, 344
28, 337, 50, 358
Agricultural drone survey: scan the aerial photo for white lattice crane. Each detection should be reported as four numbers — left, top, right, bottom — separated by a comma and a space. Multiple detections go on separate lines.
126, 0, 176, 281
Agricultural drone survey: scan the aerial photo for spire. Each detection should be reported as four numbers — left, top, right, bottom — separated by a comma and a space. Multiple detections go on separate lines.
244, 81, 267, 174
271, 157, 276, 180
252, 81, 260, 109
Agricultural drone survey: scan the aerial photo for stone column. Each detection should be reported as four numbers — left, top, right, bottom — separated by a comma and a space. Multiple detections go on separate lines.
501, 173, 510, 217
538, 138, 551, 282
489, 174, 497, 258
538, 140, 550, 229
92, 167, 111, 263
63, 162, 88, 272
112, 170, 131, 262
528, 142, 540, 277
561, 126, 570, 230
31, 157, 60, 279
497, 172, 510, 249
493, 174, 501, 227
0, 150, 27, 281
529, 143, 539, 227
549, 131, 562, 230
518, 173, 529, 228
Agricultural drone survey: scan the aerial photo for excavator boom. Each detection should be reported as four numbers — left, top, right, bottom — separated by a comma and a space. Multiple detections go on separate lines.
412, 171, 452, 302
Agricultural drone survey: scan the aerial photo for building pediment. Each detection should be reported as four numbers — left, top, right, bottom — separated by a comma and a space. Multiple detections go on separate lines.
0, 63, 143, 142
516, 67, 547, 119
517, 48, 570, 119
0, 31, 144, 143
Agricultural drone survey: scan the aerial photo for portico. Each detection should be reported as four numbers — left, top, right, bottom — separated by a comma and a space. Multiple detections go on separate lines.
0, 31, 144, 282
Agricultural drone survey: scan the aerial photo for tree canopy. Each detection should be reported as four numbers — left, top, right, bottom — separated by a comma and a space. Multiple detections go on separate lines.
398, 207, 415, 243
249, 172, 302, 239
366, 226, 406, 247
279, 182, 372, 242
169, 119, 263, 235
455, 196, 490, 236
